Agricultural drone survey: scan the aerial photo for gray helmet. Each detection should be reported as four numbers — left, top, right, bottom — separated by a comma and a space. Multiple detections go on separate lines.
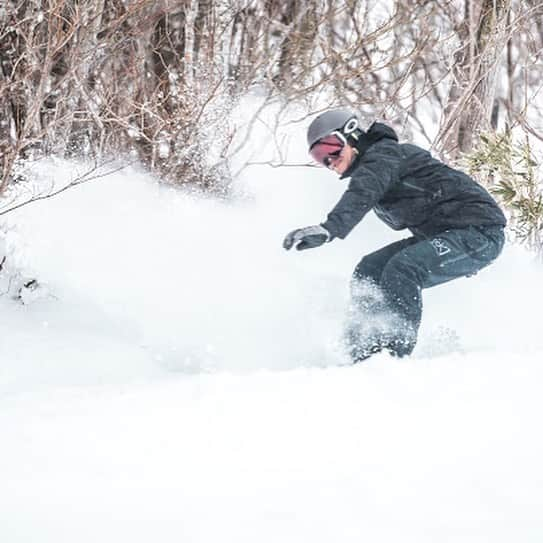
306, 108, 360, 148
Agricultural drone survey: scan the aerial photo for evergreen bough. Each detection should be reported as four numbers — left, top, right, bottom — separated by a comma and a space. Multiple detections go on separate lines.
464, 131, 543, 257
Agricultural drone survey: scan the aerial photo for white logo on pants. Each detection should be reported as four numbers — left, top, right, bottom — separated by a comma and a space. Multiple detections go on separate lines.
430, 238, 451, 256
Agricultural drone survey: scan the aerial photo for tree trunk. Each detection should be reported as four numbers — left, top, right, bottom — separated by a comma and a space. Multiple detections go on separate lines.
436, 0, 512, 159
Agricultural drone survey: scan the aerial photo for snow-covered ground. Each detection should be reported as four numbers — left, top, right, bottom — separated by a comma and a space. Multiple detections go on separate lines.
1, 149, 543, 541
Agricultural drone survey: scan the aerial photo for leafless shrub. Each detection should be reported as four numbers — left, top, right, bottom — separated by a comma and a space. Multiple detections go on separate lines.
1, 0, 542, 206
1, 0, 242, 199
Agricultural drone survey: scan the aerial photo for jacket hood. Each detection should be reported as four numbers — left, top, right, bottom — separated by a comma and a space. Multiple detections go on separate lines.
366, 121, 398, 142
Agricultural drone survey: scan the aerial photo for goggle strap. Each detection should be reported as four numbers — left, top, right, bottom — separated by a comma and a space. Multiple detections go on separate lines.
330, 130, 347, 145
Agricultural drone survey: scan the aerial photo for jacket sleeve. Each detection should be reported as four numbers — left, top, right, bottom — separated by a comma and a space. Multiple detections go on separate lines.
321, 140, 402, 239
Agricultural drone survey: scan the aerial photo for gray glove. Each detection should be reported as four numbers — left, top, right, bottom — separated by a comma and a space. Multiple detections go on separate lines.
283, 224, 331, 251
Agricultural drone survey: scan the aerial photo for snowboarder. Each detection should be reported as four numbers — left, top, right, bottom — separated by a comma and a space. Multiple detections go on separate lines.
283, 109, 506, 362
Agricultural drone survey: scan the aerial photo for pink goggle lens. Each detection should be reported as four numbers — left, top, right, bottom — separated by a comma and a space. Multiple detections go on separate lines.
309, 134, 344, 167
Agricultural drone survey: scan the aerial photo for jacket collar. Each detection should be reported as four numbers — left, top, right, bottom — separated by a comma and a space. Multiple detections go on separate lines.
340, 122, 398, 179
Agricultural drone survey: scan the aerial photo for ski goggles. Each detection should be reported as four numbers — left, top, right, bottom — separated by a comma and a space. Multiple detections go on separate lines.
309, 131, 346, 167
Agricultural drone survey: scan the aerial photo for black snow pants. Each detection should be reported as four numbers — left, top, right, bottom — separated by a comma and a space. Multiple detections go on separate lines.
346, 225, 505, 361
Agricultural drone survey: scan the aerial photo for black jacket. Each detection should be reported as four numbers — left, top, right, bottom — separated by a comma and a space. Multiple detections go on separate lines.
321, 122, 507, 239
